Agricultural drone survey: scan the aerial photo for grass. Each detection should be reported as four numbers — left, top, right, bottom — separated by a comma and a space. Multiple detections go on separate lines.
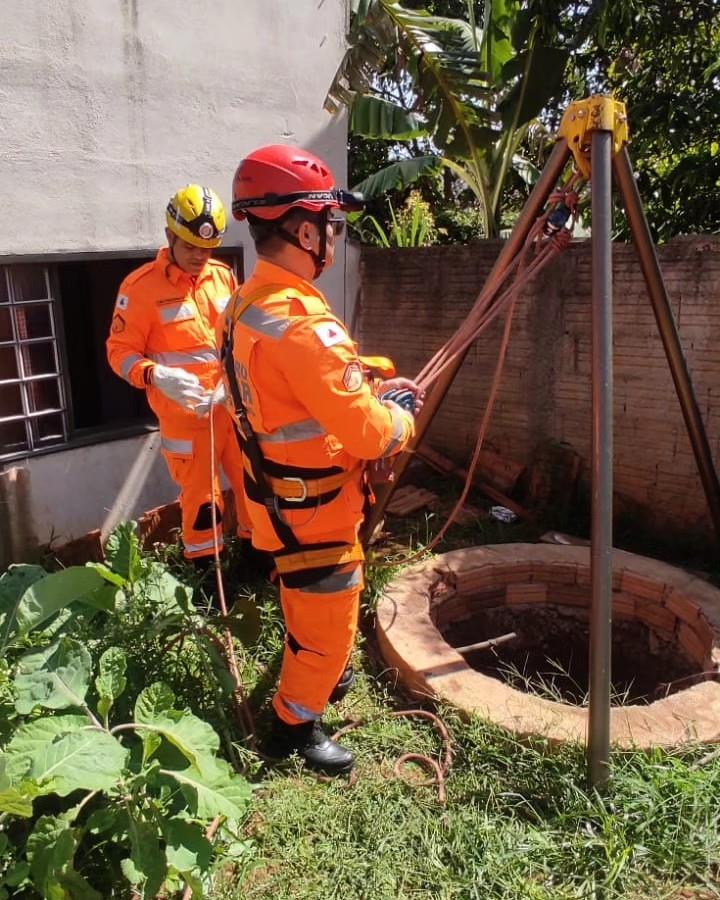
202, 493, 720, 900
217, 670, 720, 899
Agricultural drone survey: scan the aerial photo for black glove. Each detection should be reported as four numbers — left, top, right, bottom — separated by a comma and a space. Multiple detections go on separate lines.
380, 388, 416, 414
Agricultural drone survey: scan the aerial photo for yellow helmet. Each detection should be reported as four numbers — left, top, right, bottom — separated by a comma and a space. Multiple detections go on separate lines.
166, 184, 227, 248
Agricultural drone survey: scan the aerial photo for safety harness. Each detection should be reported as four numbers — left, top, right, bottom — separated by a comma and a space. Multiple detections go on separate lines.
221, 288, 364, 577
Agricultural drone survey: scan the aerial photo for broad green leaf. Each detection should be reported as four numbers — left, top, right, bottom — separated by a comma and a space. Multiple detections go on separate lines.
26, 815, 78, 900
86, 806, 125, 835
14, 637, 92, 714
82, 581, 122, 614
354, 155, 438, 198
220, 593, 263, 646
498, 46, 569, 127
56, 868, 102, 899
122, 818, 166, 900
140, 564, 195, 617
4, 860, 30, 887
85, 562, 126, 588
484, 0, 519, 80
95, 647, 127, 719
13, 567, 108, 640
136, 709, 220, 771
0, 564, 47, 648
164, 817, 213, 874
135, 683, 220, 776
4, 715, 88, 780
140, 730, 162, 766
201, 635, 237, 698
10, 726, 128, 796
0, 755, 37, 817
134, 681, 175, 721
163, 757, 252, 820
104, 521, 141, 583
350, 94, 425, 139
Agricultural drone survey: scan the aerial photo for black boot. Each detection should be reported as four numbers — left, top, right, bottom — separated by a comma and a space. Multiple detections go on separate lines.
264, 713, 354, 775
329, 666, 355, 703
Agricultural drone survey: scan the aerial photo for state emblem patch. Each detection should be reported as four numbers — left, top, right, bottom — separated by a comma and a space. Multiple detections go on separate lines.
314, 321, 347, 348
342, 362, 364, 392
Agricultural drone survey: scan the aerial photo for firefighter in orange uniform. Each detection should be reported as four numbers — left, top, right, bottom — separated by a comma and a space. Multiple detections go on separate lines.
106, 185, 251, 567
222, 146, 422, 773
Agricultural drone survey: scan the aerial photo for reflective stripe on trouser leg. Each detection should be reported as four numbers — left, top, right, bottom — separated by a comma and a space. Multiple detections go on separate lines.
160, 428, 225, 559
272, 563, 363, 726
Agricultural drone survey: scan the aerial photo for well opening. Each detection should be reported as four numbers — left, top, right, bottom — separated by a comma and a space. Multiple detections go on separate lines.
440, 605, 698, 705
376, 543, 720, 748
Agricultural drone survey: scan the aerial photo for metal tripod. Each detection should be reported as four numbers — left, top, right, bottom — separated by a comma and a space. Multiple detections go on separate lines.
362, 96, 720, 788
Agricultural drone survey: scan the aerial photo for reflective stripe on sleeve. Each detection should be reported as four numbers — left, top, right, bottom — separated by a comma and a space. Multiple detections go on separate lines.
381, 405, 411, 458
120, 353, 146, 381
148, 348, 218, 366
241, 305, 292, 340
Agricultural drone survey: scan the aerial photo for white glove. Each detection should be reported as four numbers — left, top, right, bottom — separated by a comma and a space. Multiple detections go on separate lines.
150, 365, 207, 412
193, 380, 227, 418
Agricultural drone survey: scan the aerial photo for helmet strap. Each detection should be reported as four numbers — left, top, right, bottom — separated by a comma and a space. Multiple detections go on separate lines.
270, 209, 329, 279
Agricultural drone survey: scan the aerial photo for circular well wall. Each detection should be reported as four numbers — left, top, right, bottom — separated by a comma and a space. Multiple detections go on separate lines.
376, 543, 720, 748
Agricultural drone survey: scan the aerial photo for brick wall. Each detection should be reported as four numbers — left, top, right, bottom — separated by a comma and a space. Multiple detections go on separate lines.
357, 236, 720, 534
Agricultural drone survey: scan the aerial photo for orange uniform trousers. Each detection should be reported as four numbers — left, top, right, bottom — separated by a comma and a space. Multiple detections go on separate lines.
160, 405, 251, 558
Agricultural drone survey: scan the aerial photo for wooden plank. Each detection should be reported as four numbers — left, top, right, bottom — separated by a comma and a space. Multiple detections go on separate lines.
417, 445, 532, 520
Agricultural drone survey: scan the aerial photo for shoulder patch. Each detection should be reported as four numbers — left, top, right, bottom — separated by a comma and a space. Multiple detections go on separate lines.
111, 314, 126, 334
342, 361, 364, 392
314, 321, 349, 348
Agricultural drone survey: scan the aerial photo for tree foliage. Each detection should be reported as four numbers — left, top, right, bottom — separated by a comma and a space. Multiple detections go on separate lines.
336, 0, 720, 243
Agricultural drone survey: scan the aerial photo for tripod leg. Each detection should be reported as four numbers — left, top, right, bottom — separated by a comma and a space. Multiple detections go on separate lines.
613, 147, 720, 543
588, 129, 614, 791
361, 139, 573, 546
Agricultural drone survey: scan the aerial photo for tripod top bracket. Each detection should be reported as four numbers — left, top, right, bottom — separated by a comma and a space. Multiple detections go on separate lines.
559, 95, 629, 178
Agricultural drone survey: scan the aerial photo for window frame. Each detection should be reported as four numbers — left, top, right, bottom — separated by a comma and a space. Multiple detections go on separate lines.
0, 246, 244, 464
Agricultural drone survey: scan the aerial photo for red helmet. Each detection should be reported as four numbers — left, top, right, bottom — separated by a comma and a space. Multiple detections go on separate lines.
232, 144, 363, 222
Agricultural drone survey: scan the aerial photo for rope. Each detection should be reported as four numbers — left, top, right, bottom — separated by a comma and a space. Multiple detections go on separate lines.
372, 177, 581, 566
208, 399, 256, 745
330, 709, 453, 803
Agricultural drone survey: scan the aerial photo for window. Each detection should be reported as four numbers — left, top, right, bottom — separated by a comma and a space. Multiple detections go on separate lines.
0, 248, 243, 462
0, 265, 70, 457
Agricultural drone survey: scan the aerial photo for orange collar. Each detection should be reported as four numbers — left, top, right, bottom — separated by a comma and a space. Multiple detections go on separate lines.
154, 247, 213, 288
249, 259, 327, 305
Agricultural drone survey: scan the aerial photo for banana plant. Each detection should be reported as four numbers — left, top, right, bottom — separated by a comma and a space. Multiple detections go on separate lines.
326, 0, 570, 236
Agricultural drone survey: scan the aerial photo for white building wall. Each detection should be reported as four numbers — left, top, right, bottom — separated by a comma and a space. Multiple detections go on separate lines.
0, 0, 353, 556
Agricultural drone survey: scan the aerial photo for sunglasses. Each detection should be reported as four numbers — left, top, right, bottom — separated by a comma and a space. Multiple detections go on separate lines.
327, 214, 346, 236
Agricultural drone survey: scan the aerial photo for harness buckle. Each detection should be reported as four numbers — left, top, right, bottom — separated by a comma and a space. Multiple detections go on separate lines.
282, 476, 308, 503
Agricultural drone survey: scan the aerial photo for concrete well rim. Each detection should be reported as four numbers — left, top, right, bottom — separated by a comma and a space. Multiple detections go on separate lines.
375, 542, 720, 749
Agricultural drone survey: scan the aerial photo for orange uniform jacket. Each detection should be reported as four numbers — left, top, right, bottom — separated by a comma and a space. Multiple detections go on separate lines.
224, 259, 415, 554
107, 248, 235, 425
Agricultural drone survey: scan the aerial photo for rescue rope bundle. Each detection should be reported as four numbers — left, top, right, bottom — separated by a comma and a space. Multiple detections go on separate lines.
375, 174, 582, 563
